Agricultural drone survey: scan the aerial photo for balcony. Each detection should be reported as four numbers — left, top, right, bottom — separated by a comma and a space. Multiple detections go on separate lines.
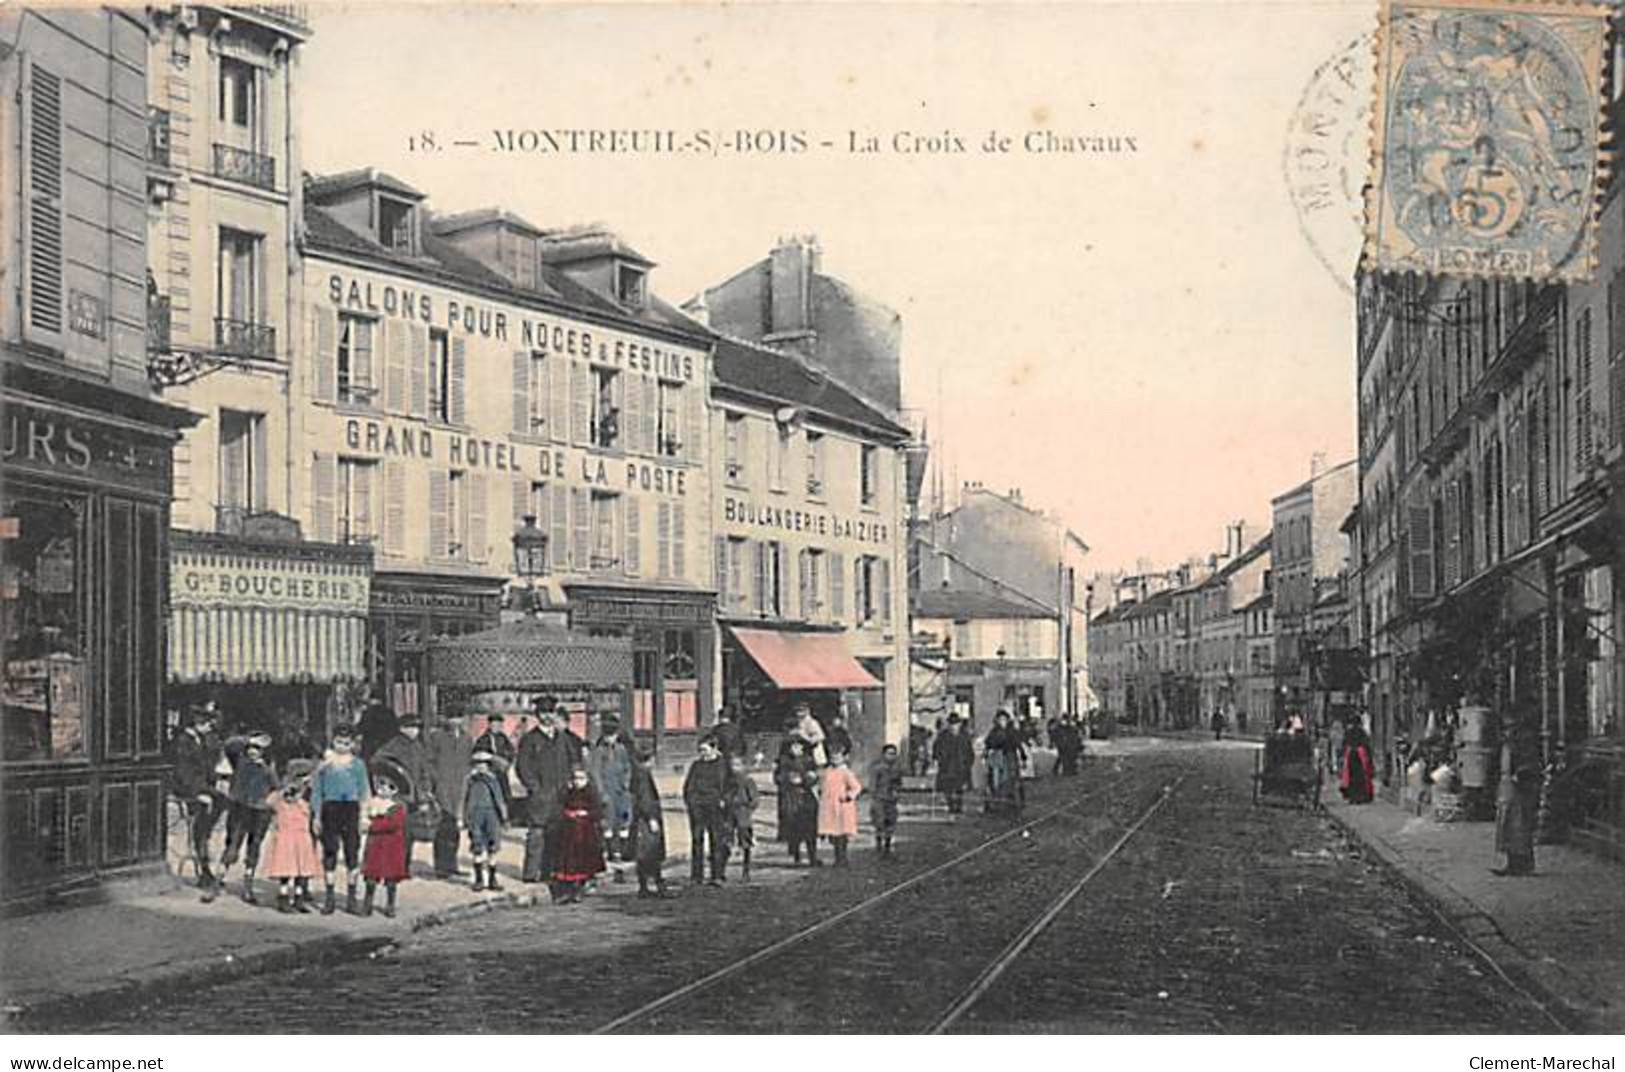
217, 5, 312, 38
147, 108, 171, 167
213, 143, 276, 191
215, 504, 248, 536
215, 317, 277, 361
147, 295, 171, 353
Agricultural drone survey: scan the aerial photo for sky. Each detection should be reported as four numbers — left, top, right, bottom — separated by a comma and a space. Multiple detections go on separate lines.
298, 1, 1375, 574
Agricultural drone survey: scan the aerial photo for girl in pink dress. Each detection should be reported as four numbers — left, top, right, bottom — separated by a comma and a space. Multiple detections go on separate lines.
817, 749, 864, 868
263, 759, 320, 913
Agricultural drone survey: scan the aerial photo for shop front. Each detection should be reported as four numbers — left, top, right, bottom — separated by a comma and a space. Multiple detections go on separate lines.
368, 573, 506, 720
2, 366, 193, 902
721, 622, 884, 763
168, 528, 373, 747
944, 657, 1056, 733
567, 583, 715, 756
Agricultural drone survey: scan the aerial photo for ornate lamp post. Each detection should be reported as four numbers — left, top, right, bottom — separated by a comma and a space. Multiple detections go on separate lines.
511, 514, 549, 616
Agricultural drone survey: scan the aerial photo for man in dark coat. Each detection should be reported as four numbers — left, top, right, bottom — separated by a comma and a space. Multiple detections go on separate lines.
683, 735, 735, 886
374, 714, 433, 873
424, 713, 474, 879
933, 717, 974, 815
167, 704, 225, 890
358, 701, 399, 761
826, 712, 855, 767
711, 707, 746, 760
629, 749, 669, 897
517, 706, 585, 882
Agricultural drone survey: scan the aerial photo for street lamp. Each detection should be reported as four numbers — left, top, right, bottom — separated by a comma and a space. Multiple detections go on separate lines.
512, 514, 548, 615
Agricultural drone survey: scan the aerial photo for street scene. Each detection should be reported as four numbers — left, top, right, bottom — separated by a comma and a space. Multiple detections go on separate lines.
2, 0, 1624, 1041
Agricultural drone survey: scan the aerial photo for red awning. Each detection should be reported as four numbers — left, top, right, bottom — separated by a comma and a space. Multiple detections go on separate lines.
729, 627, 881, 690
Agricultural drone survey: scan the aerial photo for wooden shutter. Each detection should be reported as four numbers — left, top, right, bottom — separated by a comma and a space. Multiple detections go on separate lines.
450, 337, 467, 425
774, 544, 788, 616
23, 63, 64, 341
878, 555, 892, 625
385, 322, 408, 412
353, 319, 375, 400
830, 551, 845, 621
572, 361, 590, 445
311, 452, 336, 543
1442, 479, 1461, 590
672, 502, 686, 578
657, 501, 672, 578
642, 375, 657, 455
550, 483, 569, 571
625, 369, 644, 455
428, 471, 449, 559
409, 326, 428, 417
1407, 486, 1435, 600
714, 537, 728, 605
625, 497, 641, 576
511, 476, 528, 533
314, 307, 336, 403
512, 350, 530, 436
467, 473, 488, 562
1508, 412, 1527, 550
384, 462, 406, 556
251, 415, 269, 510
571, 487, 590, 571
550, 355, 569, 444
798, 549, 811, 620
685, 378, 704, 462
753, 540, 769, 616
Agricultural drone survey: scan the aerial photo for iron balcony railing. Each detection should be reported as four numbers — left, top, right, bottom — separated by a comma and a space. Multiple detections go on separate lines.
148, 295, 171, 353
215, 316, 276, 361
213, 143, 276, 191
228, 5, 312, 35
215, 504, 248, 536
147, 108, 171, 167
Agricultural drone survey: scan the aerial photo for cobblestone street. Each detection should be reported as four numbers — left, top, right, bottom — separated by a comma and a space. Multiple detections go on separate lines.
64, 740, 1551, 1034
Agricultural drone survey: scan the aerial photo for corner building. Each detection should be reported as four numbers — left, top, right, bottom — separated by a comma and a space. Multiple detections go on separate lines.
296, 173, 715, 743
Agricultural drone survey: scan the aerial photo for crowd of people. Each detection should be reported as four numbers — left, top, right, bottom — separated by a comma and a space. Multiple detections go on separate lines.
168, 696, 1092, 919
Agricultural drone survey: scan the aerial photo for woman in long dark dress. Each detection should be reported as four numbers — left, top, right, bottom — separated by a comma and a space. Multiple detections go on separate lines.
774, 738, 821, 865
549, 767, 605, 904
1340, 719, 1375, 804
983, 711, 1027, 815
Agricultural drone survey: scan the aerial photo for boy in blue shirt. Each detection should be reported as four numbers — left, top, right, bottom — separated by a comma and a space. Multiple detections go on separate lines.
310, 724, 370, 914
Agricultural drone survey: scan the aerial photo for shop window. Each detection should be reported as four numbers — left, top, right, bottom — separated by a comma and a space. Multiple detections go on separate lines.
1, 492, 87, 763
663, 628, 698, 731
806, 431, 825, 497
337, 313, 377, 405
592, 367, 621, 449
724, 413, 746, 484
861, 444, 879, 506
429, 329, 451, 423
338, 458, 378, 545
657, 381, 682, 458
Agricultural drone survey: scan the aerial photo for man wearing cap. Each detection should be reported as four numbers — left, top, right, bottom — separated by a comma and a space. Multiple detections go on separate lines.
589, 712, 635, 862
374, 713, 433, 874
167, 705, 225, 891
712, 706, 746, 760
214, 729, 278, 904
933, 716, 975, 816
424, 713, 474, 879
517, 703, 585, 882
682, 735, 736, 886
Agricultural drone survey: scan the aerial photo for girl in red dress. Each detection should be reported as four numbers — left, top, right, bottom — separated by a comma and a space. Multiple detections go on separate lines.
549, 767, 605, 905
361, 762, 410, 917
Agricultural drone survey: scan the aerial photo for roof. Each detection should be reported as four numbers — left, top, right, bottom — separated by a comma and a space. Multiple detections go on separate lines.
429, 207, 546, 238
936, 487, 1089, 554
914, 588, 1054, 621
306, 168, 425, 203
1206, 533, 1272, 585
711, 334, 908, 441
1239, 590, 1273, 613
539, 226, 655, 268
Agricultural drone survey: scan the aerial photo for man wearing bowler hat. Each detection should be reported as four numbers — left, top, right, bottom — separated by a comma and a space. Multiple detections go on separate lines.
374, 712, 433, 873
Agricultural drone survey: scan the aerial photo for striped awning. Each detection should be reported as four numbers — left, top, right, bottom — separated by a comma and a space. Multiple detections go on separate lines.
169, 532, 372, 684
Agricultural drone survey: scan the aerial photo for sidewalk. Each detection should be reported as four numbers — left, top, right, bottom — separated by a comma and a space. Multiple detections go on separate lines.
0, 769, 715, 1028
1322, 792, 1625, 1033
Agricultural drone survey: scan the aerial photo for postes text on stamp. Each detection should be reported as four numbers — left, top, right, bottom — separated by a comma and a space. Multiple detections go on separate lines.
1365, 0, 1609, 282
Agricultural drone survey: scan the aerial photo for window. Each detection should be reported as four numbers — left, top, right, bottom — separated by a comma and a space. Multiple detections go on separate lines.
218, 409, 266, 518
1, 492, 87, 762
377, 196, 415, 253
337, 313, 376, 405
617, 264, 647, 308
429, 329, 450, 422
952, 619, 971, 656
338, 458, 377, 545
755, 540, 786, 617
591, 492, 619, 571
217, 228, 261, 325
772, 426, 791, 490
724, 414, 746, 483
657, 381, 682, 457
591, 367, 621, 448
717, 536, 748, 612
527, 351, 548, 435
806, 431, 825, 497
798, 548, 825, 620
861, 444, 879, 506
218, 56, 256, 131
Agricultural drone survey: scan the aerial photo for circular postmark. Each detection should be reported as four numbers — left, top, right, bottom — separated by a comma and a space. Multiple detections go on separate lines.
1284, 32, 1376, 295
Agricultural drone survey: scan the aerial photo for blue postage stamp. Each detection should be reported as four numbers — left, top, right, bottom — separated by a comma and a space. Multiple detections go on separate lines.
1365, 0, 1609, 281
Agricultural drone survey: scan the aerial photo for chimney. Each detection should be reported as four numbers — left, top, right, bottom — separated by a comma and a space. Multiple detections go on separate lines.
681, 293, 710, 328
768, 235, 819, 340
1311, 451, 1328, 478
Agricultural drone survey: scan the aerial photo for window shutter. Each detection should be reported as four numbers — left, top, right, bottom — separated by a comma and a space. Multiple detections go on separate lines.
753, 540, 768, 616
467, 473, 488, 562
1408, 486, 1435, 600
1442, 480, 1461, 590
625, 371, 644, 455
550, 355, 569, 444
409, 326, 428, 417
830, 551, 845, 621
252, 416, 269, 510
314, 308, 336, 403
383, 463, 406, 556
312, 452, 336, 543
715, 537, 728, 605
738, 419, 751, 483
625, 497, 641, 576
450, 337, 467, 425
354, 320, 375, 398
23, 64, 64, 341
220, 423, 246, 508
352, 461, 374, 540
1508, 413, 1527, 550
386, 322, 408, 412
572, 361, 590, 445
512, 350, 530, 436
571, 488, 590, 571
798, 549, 811, 620
672, 502, 686, 578
685, 378, 703, 462
879, 556, 892, 625
642, 375, 657, 455
550, 483, 568, 571
775, 544, 788, 616
657, 501, 672, 578
428, 471, 449, 559
511, 475, 528, 534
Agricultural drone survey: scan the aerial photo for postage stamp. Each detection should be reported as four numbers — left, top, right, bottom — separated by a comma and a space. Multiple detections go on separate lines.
1364, 0, 1610, 282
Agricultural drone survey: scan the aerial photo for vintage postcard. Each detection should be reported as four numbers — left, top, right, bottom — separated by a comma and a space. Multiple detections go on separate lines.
0, 0, 1622, 1049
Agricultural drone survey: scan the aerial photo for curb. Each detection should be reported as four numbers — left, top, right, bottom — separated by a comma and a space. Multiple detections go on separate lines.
1320, 805, 1592, 1033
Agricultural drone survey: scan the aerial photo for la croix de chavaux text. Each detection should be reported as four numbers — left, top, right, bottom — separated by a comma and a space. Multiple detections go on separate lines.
409, 128, 1137, 156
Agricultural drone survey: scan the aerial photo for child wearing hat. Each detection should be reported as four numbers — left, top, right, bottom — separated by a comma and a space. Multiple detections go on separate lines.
549, 767, 605, 904
361, 762, 410, 917
310, 724, 370, 915
212, 730, 278, 905
462, 748, 507, 892
264, 758, 320, 913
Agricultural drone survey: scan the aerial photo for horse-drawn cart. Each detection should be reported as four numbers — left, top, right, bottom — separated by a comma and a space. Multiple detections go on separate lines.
1252, 733, 1322, 808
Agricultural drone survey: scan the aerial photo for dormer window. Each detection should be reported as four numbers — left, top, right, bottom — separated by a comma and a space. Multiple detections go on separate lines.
378, 195, 416, 254
617, 264, 647, 308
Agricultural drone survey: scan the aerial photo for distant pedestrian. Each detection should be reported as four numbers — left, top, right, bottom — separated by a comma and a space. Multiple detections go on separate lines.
1211, 710, 1226, 741
712, 706, 746, 760
1054, 716, 1084, 776
311, 724, 370, 915
462, 749, 507, 892
933, 717, 974, 815
826, 713, 854, 767
775, 738, 821, 865
818, 750, 863, 867
264, 758, 320, 913
168, 704, 226, 892
425, 713, 474, 879
361, 762, 411, 918
983, 711, 1026, 816
907, 721, 931, 776
868, 743, 904, 858
518, 706, 584, 883
794, 703, 828, 767
589, 713, 635, 862
683, 736, 733, 886
629, 748, 669, 898
725, 754, 759, 881
550, 768, 606, 904
1493, 718, 1539, 877
214, 730, 277, 905
1340, 719, 1375, 804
